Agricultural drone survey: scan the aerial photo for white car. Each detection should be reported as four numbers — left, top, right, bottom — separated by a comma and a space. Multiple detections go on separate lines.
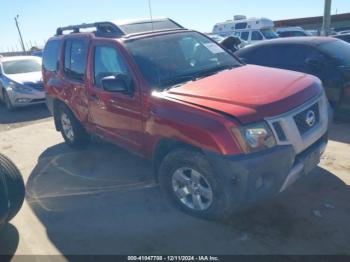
0, 56, 45, 110
276, 27, 311, 37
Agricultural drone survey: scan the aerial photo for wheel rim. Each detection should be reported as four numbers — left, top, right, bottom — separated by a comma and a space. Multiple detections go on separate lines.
61, 112, 74, 141
171, 167, 213, 211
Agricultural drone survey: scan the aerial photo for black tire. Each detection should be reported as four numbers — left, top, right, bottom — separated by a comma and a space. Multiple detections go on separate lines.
3, 91, 14, 111
58, 103, 90, 149
0, 154, 25, 223
159, 148, 234, 221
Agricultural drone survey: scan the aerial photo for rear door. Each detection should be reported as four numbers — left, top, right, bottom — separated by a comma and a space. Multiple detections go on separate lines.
62, 37, 90, 124
87, 40, 144, 154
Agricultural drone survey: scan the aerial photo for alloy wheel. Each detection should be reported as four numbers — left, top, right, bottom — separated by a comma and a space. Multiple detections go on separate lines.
61, 112, 74, 142
171, 167, 213, 211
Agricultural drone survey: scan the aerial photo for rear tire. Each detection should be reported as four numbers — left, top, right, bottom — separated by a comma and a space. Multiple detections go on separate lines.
58, 104, 90, 149
159, 148, 234, 221
0, 154, 25, 223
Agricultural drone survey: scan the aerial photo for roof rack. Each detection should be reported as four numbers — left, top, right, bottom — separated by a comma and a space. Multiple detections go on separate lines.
55, 18, 186, 38
56, 22, 125, 37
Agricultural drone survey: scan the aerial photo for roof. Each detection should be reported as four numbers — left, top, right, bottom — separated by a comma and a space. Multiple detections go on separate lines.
0, 56, 41, 62
246, 36, 336, 47
214, 17, 272, 26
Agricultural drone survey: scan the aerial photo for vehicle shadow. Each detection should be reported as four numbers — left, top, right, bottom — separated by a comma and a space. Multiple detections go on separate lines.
25, 141, 350, 255
0, 103, 51, 125
0, 224, 19, 256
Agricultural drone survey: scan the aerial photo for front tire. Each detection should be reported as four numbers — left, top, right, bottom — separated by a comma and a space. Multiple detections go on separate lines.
159, 148, 233, 221
0, 154, 25, 223
58, 104, 90, 149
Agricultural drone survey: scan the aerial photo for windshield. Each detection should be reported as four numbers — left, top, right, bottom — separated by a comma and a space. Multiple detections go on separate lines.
319, 40, 350, 66
125, 32, 241, 89
261, 29, 279, 39
3, 59, 42, 74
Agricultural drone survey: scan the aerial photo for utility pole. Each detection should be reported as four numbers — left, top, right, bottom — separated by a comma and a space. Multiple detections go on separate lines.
322, 0, 332, 36
148, 0, 154, 31
14, 15, 26, 52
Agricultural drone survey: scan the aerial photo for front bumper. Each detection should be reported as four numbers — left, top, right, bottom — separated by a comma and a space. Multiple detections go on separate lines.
205, 133, 328, 208
7, 88, 46, 107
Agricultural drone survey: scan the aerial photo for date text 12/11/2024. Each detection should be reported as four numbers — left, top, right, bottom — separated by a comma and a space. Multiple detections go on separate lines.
127, 256, 220, 261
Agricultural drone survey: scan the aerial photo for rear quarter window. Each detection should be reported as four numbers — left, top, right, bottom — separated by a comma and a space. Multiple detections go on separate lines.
43, 39, 62, 72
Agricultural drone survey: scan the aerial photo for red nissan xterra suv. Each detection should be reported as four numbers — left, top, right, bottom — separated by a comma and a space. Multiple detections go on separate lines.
43, 18, 331, 220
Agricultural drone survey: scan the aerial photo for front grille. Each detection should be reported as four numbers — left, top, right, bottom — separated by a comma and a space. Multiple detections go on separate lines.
293, 103, 320, 135
26, 82, 44, 91
272, 121, 287, 141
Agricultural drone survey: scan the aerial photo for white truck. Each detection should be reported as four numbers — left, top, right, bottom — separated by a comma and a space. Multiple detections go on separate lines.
213, 15, 278, 44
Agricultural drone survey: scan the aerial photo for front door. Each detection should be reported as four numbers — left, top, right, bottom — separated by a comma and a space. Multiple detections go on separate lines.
87, 42, 144, 154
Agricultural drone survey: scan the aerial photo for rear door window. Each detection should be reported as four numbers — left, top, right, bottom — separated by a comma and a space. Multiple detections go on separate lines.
64, 39, 88, 81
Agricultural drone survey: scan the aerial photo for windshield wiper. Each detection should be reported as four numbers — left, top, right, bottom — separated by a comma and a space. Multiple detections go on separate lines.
161, 65, 238, 90
195, 65, 237, 80
161, 75, 197, 90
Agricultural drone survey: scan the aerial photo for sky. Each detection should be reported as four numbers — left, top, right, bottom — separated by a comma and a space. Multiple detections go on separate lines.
1, 0, 350, 52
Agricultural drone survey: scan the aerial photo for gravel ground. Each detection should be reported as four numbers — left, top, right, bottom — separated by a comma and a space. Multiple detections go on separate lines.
0, 109, 349, 256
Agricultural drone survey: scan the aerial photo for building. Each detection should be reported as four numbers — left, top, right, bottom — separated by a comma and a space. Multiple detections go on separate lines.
274, 12, 350, 32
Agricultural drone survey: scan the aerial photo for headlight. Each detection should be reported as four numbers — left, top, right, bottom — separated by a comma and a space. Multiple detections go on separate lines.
232, 121, 276, 153
8, 81, 32, 92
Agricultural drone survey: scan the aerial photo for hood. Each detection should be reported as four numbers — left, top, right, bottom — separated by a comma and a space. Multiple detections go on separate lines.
6, 71, 42, 85
163, 65, 321, 123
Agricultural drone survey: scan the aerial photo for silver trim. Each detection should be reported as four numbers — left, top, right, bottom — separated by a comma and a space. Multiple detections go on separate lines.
279, 141, 327, 192
279, 163, 304, 192
266, 91, 329, 154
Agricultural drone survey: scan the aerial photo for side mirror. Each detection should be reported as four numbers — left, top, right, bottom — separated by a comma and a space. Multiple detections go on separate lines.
101, 74, 130, 94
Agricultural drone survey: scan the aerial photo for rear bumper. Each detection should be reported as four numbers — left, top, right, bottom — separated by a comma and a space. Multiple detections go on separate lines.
204, 133, 328, 208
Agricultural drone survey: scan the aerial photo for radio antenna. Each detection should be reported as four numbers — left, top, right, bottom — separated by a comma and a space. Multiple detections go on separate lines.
148, 0, 154, 31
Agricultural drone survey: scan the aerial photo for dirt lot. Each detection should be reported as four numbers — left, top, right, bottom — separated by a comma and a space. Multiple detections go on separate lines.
0, 106, 349, 256
0, 103, 51, 132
